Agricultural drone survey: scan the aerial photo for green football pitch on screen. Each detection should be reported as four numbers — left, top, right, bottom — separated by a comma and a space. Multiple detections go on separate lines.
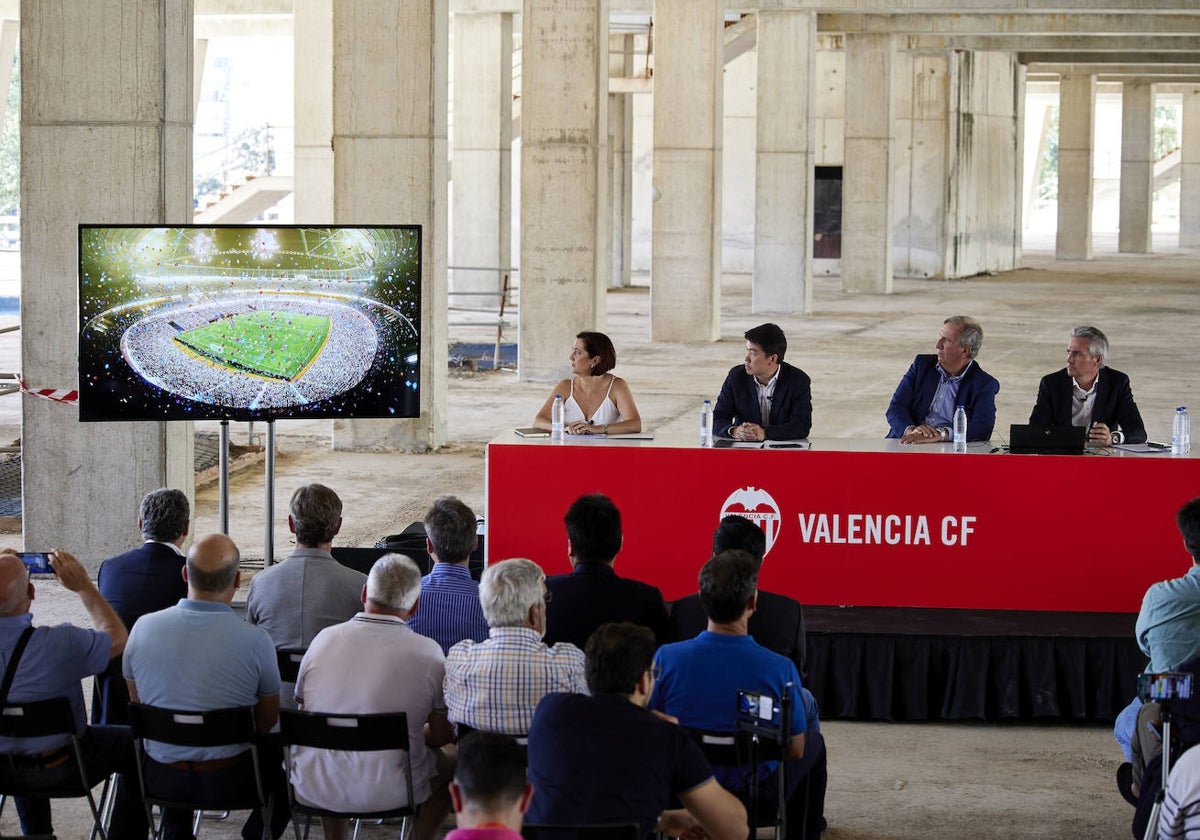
174, 311, 331, 381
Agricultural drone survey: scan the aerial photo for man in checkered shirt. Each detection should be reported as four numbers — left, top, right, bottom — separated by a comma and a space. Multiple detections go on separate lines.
444, 558, 587, 735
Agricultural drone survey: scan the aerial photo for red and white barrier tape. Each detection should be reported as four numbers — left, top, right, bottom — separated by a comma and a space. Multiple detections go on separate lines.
15, 377, 78, 404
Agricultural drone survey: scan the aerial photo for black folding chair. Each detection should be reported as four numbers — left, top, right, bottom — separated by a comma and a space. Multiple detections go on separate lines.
128, 703, 272, 840
0, 697, 112, 840
278, 709, 416, 840
686, 686, 808, 840
276, 648, 306, 685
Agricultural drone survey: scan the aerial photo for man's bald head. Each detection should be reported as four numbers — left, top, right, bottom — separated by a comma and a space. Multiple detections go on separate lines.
0, 553, 31, 616
185, 533, 241, 597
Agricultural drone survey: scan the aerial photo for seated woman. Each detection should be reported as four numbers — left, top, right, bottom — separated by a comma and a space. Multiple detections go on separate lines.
533, 331, 642, 435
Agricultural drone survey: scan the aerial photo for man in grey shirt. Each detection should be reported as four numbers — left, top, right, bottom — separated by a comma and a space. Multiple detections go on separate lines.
246, 483, 366, 650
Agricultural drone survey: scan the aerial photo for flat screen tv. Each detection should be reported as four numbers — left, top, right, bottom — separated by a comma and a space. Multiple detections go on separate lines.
78, 225, 421, 422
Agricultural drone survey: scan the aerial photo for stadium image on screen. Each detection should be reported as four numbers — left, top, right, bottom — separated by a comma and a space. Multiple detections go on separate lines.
79, 225, 422, 422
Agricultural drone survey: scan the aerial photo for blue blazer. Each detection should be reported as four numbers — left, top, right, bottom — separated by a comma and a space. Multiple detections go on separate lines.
886, 355, 999, 441
1029, 367, 1147, 444
713, 361, 813, 440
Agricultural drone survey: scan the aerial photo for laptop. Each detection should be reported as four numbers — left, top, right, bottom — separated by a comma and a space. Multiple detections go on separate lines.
1008, 424, 1087, 455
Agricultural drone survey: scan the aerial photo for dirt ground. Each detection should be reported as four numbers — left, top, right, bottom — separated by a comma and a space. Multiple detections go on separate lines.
4, 237, 1191, 838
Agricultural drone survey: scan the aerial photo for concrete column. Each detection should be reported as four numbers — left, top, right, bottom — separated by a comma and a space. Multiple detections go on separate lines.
452, 13, 513, 306
330, 0, 448, 449
753, 10, 815, 314
842, 33, 894, 293
21, 0, 194, 567
1181, 89, 1200, 248
1056, 74, 1095, 261
294, 0, 334, 222
651, 0, 722, 342
1119, 82, 1154, 254
519, 0, 609, 380
609, 33, 634, 288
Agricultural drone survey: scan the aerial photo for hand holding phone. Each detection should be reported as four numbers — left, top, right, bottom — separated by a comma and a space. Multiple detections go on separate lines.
16, 552, 54, 576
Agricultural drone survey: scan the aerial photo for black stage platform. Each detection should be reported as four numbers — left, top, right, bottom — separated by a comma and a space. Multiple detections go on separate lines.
803, 606, 1145, 722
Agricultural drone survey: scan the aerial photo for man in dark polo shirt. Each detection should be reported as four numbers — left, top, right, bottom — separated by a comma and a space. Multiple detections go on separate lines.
543, 494, 668, 648
526, 622, 746, 840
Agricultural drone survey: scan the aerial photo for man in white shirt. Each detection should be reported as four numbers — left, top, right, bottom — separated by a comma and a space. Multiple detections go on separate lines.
294, 553, 455, 840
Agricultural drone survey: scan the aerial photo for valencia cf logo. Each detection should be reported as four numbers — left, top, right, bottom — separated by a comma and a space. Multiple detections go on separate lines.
719, 487, 782, 559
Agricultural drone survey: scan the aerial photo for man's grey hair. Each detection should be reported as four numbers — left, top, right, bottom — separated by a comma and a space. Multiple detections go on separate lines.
366, 553, 422, 612
479, 558, 545, 628
290, 484, 342, 546
424, 496, 477, 564
1072, 325, 1109, 366
140, 488, 190, 542
944, 315, 983, 359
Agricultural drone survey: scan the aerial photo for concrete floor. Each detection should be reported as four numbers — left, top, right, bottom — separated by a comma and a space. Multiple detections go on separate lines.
6, 236, 1198, 838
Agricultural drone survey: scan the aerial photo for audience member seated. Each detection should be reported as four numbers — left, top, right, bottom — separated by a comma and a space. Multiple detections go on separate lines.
446, 732, 533, 840
0, 548, 145, 839
408, 496, 489, 654
1119, 498, 1200, 798
669, 515, 806, 675
294, 553, 455, 840
445, 558, 586, 736
526, 622, 747, 840
544, 494, 669, 648
246, 483, 366, 650
94, 487, 190, 725
652, 550, 827, 840
1157, 741, 1200, 836
124, 533, 290, 840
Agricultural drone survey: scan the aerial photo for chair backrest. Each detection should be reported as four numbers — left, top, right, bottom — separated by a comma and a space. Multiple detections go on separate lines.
0, 697, 75, 739
128, 703, 257, 748
276, 647, 306, 684
521, 824, 640, 840
278, 709, 409, 752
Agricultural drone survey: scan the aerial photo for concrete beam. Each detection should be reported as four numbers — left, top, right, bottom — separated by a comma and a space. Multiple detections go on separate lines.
1027, 64, 1200, 76
1021, 54, 1200, 66
821, 13, 1200, 37
908, 35, 1200, 53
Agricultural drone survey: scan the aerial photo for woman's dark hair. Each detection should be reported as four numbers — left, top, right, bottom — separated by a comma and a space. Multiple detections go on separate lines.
577, 331, 617, 376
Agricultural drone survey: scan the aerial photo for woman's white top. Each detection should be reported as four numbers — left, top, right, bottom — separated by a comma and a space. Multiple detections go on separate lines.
563, 374, 621, 427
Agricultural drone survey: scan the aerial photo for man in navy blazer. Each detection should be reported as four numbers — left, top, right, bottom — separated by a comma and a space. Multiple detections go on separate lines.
713, 323, 812, 441
93, 488, 190, 725
886, 315, 1000, 443
1029, 325, 1146, 445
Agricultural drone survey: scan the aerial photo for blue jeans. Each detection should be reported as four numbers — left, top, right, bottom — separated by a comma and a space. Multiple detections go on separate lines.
1115, 696, 1142, 762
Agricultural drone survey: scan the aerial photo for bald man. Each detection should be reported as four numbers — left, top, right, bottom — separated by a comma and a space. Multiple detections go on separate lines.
124, 533, 290, 839
0, 548, 146, 838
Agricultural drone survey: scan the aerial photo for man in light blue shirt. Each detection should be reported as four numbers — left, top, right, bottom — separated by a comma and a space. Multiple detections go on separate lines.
125, 532, 289, 839
408, 496, 489, 654
1115, 499, 1200, 797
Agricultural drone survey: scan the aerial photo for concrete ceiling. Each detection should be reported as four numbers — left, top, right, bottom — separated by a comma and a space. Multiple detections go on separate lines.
188, 0, 1200, 83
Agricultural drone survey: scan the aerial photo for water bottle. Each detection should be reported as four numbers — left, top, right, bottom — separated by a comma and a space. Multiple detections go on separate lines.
551, 394, 564, 440
700, 399, 713, 447
953, 405, 967, 453
1173, 406, 1191, 455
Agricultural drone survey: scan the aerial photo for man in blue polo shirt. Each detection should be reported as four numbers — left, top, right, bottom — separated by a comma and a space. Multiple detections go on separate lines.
0, 548, 145, 838
408, 496, 488, 654
651, 550, 826, 840
125, 532, 290, 839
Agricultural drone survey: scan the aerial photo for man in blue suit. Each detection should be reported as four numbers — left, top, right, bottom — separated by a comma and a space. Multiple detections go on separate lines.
886, 315, 999, 443
713, 323, 812, 441
93, 488, 189, 724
